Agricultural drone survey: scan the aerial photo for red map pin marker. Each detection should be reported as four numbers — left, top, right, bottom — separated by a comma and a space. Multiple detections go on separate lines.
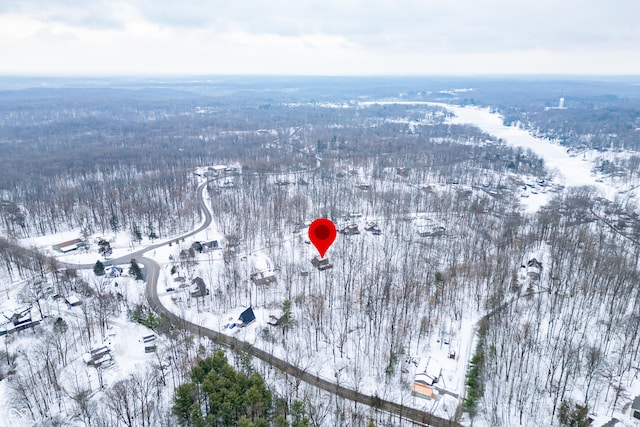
308, 218, 336, 258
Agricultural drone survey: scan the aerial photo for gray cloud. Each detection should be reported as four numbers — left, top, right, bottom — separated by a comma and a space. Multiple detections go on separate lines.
0, 0, 638, 74
0, 0, 125, 28
1, 0, 638, 53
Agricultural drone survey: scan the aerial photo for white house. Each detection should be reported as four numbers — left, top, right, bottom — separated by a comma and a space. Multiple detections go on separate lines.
412, 357, 443, 399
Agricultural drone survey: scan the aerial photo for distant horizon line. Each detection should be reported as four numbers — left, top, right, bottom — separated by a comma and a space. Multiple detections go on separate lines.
0, 73, 639, 80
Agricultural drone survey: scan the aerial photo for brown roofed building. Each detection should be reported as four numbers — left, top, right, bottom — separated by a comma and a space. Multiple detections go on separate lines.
52, 238, 83, 253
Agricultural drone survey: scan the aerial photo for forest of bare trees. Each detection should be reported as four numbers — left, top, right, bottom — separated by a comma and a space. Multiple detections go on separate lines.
1, 79, 640, 426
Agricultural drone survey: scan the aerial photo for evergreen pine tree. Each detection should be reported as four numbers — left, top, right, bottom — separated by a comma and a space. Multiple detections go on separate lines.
129, 259, 143, 280
132, 223, 143, 244
93, 260, 105, 276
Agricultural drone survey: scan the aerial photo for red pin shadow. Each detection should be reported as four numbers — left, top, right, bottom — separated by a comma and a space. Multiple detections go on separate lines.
308, 218, 336, 258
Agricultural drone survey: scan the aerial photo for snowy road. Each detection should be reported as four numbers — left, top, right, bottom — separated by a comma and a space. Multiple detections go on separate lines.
59, 180, 212, 271
44, 171, 461, 426
138, 176, 462, 427
144, 252, 462, 427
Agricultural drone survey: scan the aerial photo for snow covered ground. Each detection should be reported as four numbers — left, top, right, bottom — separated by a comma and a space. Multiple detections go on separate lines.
433, 103, 619, 197
4, 109, 640, 426
354, 100, 640, 214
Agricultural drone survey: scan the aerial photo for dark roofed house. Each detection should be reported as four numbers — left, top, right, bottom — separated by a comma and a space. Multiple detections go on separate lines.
527, 258, 542, 268
632, 396, 640, 419
190, 277, 208, 297
0, 306, 41, 336
340, 223, 360, 235
527, 258, 543, 279
139, 334, 157, 353
250, 271, 277, 285
52, 238, 83, 253
238, 307, 256, 327
311, 256, 333, 271
202, 240, 219, 250
418, 226, 446, 238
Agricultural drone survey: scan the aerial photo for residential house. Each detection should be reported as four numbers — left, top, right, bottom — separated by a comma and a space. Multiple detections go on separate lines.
632, 396, 640, 419
191, 240, 218, 253
0, 306, 41, 336
527, 258, 543, 279
412, 357, 443, 400
202, 240, 219, 250
82, 346, 113, 367
206, 165, 238, 177
224, 166, 239, 177
397, 167, 409, 177
418, 226, 446, 238
205, 166, 223, 177
365, 222, 382, 235
65, 294, 82, 307
238, 307, 256, 327
250, 270, 277, 285
311, 256, 333, 271
105, 266, 123, 278
52, 238, 83, 253
139, 334, 157, 353
340, 223, 360, 235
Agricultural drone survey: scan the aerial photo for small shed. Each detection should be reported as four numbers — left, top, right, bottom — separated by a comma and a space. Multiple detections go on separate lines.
238, 307, 256, 327
65, 294, 82, 307
632, 396, 640, 419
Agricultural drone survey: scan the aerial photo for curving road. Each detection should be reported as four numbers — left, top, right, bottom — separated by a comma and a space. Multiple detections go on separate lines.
63, 181, 212, 270
144, 261, 460, 427
60, 177, 460, 427
141, 179, 462, 427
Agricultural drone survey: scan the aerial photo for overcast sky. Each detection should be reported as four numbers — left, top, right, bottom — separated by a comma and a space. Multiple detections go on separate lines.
0, 0, 638, 75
